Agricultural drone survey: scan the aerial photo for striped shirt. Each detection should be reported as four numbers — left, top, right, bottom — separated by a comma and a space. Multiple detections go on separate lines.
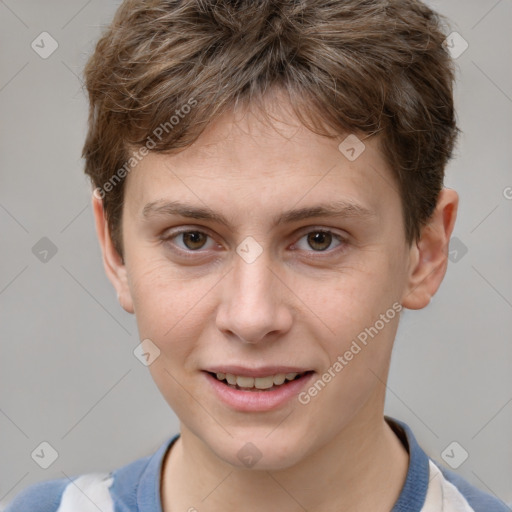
4, 417, 509, 511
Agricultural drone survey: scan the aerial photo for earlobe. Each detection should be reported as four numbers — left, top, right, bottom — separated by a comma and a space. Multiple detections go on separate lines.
401, 188, 459, 310
91, 191, 135, 314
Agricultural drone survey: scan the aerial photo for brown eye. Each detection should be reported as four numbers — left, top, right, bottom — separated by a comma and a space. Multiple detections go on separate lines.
307, 231, 333, 251
293, 229, 346, 254
181, 231, 208, 250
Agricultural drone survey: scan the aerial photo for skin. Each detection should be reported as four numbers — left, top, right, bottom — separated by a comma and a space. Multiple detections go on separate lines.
93, 95, 458, 512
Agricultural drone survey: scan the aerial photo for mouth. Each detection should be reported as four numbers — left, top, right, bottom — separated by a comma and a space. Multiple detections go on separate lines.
205, 370, 314, 392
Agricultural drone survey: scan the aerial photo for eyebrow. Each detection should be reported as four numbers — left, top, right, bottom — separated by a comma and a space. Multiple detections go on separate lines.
141, 199, 376, 228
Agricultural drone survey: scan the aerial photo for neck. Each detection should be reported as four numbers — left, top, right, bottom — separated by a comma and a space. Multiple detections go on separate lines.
161, 404, 409, 512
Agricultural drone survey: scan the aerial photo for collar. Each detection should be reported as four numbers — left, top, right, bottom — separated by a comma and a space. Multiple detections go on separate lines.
386, 416, 431, 511
133, 416, 430, 512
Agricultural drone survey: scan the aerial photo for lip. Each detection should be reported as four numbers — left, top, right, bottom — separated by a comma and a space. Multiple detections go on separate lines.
203, 370, 315, 412
204, 365, 313, 378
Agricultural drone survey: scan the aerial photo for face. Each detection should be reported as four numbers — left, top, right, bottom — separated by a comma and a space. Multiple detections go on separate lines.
99, 98, 430, 471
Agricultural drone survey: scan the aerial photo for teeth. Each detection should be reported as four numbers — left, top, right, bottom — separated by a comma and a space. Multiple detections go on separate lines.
237, 375, 257, 388
255, 376, 274, 389
273, 374, 286, 385
215, 371, 305, 389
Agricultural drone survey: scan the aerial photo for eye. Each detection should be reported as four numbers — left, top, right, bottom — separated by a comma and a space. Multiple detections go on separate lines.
161, 227, 347, 257
163, 229, 216, 252
293, 229, 345, 252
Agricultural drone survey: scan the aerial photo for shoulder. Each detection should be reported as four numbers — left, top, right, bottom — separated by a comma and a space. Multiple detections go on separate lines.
5, 472, 117, 512
386, 417, 509, 512
4, 435, 179, 512
4, 473, 116, 512
431, 460, 510, 512
3, 477, 69, 512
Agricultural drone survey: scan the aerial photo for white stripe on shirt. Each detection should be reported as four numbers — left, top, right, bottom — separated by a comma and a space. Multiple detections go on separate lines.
53, 461, 477, 512
422, 461, 475, 511
56, 473, 115, 512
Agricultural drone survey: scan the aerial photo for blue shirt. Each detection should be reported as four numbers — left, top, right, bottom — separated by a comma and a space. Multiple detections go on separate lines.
4, 417, 509, 511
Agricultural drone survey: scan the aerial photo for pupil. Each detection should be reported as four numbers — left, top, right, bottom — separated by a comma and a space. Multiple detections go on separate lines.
184, 231, 206, 250
308, 231, 331, 251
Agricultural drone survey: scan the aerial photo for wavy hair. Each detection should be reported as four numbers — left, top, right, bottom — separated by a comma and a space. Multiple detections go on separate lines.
83, 0, 458, 257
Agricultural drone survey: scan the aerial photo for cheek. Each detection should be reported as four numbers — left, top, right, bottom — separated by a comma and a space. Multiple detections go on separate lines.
128, 262, 210, 406
298, 249, 404, 369
312, 256, 398, 327
127, 257, 211, 346
128, 270, 214, 427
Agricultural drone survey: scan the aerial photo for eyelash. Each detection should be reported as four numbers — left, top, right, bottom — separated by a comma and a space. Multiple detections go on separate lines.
160, 227, 348, 258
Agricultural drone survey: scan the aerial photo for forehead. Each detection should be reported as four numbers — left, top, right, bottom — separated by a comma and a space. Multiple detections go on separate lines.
124, 100, 400, 224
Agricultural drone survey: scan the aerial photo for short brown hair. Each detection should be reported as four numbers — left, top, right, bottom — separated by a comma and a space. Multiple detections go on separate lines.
83, 0, 458, 258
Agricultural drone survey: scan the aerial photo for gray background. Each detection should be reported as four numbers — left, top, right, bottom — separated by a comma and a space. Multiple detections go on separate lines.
1, 0, 511, 509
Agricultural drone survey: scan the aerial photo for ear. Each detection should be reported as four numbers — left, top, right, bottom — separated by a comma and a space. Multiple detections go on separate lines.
91, 191, 135, 314
402, 188, 459, 310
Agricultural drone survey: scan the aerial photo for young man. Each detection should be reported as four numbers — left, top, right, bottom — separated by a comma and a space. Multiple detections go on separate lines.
5, 0, 508, 511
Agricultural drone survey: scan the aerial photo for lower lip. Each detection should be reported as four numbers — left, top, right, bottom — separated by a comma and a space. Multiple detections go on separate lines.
203, 371, 315, 412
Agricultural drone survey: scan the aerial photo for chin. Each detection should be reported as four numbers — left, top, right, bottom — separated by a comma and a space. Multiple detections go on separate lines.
205, 429, 309, 472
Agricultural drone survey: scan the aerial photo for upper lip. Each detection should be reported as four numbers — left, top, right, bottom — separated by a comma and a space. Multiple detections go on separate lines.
204, 366, 313, 378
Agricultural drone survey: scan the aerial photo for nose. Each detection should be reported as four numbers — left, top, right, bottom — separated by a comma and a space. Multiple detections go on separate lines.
215, 249, 293, 344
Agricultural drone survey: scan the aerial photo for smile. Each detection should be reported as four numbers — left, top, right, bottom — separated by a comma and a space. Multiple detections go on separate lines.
210, 371, 310, 391
204, 370, 316, 412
